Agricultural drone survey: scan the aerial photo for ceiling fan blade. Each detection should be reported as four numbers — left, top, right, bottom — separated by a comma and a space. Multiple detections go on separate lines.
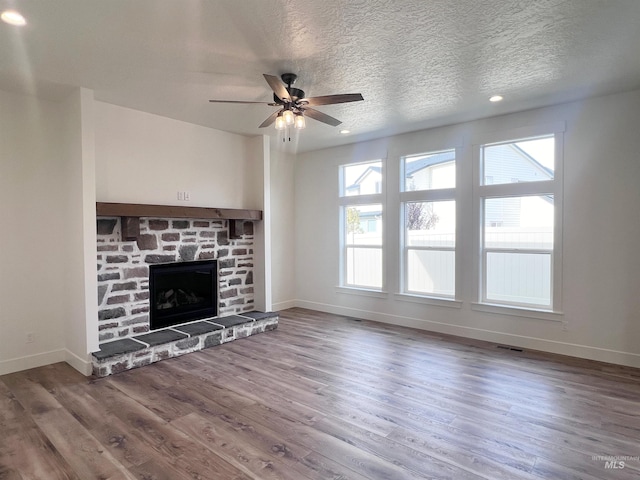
209, 100, 272, 104
263, 74, 291, 102
258, 110, 281, 128
302, 93, 364, 107
302, 107, 342, 127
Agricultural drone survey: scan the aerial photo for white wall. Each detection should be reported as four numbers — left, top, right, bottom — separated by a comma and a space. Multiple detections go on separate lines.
248, 135, 271, 312
60, 88, 98, 374
0, 89, 83, 375
94, 101, 251, 208
295, 89, 640, 368
270, 147, 297, 310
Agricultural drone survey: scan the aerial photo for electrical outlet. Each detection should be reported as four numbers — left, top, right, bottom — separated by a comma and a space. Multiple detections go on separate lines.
26, 332, 35, 343
177, 191, 184, 201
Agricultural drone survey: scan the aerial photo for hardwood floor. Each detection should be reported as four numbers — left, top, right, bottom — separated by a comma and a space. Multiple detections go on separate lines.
2, 308, 640, 479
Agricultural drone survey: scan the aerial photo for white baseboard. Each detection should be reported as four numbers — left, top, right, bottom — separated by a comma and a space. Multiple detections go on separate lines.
64, 349, 93, 376
0, 349, 66, 376
272, 300, 297, 311
294, 300, 640, 369
0, 349, 93, 377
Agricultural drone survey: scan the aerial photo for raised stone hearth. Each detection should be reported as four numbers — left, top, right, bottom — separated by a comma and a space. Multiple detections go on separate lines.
92, 311, 278, 377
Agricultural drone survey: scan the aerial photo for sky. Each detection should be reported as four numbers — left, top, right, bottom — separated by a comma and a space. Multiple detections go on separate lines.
515, 136, 555, 171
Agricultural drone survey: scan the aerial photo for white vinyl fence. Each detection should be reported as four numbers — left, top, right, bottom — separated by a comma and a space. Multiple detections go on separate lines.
348, 228, 553, 306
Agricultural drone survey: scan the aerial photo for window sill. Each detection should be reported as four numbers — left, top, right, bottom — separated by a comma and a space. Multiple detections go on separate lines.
394, 293, 462, 309
335, 286, 388, 298
471, 302, 563, 322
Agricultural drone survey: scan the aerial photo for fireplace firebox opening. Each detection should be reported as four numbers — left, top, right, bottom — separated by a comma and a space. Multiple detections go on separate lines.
149, 260, 218, 330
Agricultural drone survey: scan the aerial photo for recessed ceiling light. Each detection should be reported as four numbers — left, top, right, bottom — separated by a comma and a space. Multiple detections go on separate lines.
1, 10, 26, 26
489, 95, 503, 103
339, 129, 350, 134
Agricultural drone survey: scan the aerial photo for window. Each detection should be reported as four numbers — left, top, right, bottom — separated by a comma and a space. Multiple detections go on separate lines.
343, 204, 383, 288
484, 195, 553, 306
476, 132, 562, 310
335, 127, 563, 316
401, 150, 456, 298
340, 161, 384, 290
404, 201, 456, 296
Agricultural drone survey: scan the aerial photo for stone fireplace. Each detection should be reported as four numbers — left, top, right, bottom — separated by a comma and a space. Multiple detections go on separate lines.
96, 216, 255, 344
92, 211, 278, 377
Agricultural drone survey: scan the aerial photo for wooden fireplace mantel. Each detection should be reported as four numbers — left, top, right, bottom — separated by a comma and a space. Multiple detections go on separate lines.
96, 202, 262, 240
96, 202, 262, 221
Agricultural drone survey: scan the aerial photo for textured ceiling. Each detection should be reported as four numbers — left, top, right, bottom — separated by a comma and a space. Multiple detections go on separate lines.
2, 0, 640, 152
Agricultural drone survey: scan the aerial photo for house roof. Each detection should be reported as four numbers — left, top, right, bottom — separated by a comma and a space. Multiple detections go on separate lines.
346, 166, 382, 190
405, 151, 456, 176
511, 144, 554, 178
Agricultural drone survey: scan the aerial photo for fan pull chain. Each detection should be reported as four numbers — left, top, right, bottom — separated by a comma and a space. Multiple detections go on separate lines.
280, 125, 293, 142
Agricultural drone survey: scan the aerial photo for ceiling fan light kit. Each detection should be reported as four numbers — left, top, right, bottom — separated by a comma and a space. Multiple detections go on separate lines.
282, 109, 295, 126
275, 113, 285, 130
209, 73, 363, 137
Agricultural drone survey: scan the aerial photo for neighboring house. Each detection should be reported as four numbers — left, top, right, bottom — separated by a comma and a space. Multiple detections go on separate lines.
404, 150, 456, 192
483, 143, 554, 228
345, 145, 553, 232
345, 165, 383, 234
345, 166, 383, 196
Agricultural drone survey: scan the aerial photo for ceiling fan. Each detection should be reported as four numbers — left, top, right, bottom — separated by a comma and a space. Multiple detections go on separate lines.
209, 73, 364, 130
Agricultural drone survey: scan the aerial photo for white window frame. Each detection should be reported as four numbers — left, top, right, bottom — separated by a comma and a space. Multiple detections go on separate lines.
338, 160, 385, 292
472, 124, 564, 316
399, 149, 458, 300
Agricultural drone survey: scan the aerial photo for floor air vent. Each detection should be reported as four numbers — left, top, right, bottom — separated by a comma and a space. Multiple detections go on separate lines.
497, 345, 524, 352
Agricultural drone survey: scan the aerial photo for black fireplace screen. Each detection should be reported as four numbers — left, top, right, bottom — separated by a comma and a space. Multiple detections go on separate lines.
149, 260, 218, 330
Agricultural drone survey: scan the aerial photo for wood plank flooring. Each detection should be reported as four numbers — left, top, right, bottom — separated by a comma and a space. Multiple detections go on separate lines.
2, 307, 640, 479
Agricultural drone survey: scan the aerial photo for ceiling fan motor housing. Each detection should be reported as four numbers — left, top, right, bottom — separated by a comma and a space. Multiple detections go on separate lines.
273, 87, 305, 105
272, 73, 305, 104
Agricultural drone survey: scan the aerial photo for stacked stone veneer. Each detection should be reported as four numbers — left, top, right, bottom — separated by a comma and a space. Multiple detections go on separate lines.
96, 216, 255, 344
